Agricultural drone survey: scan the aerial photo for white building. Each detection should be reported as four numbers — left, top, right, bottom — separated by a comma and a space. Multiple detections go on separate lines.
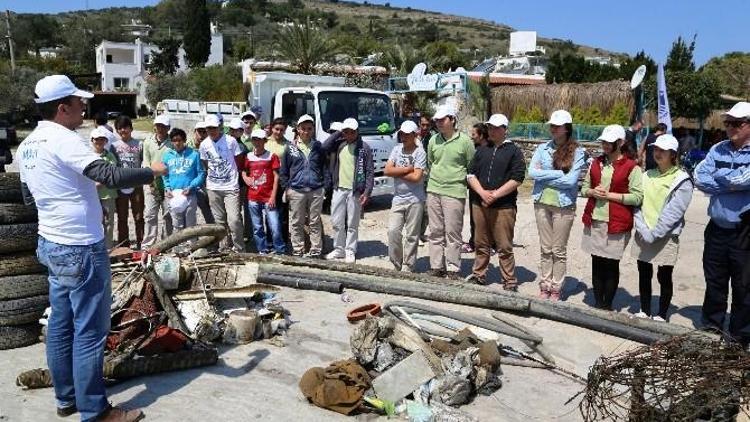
95, 26, 224, 107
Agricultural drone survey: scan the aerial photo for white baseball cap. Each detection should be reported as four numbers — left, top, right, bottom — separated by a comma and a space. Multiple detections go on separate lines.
194, 121, 207, 130
204, 115, 221, 128
250, 128, 267, 139
723, 102, 750, 120
297, 114, 314, 126
227, 118, 245, 130
154, 115, 170, 127
399, 120, 418, 134
341, 118, 359, 131
433, 105, 456, 120
34, 75, 94, 104
90, 127, 111, 141
547, 110, 573, 126
240, 110, 257, 120
486, 114, 509, 127
652, 134, 679, 152
597, 124, 626, 143
330, 121, 343, 132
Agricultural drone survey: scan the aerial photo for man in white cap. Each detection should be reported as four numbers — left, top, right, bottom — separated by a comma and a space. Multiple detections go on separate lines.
466, 114, 526, 289
141, 113, 173, 249
322, 117, 374, 263
200, 114, 245, 252
18, 75, 165, 421
384, 120, 426, 271
425, 105, 475, 278
694, 101, 750, 346
228, 117, 250, 152
279, 114, 327, 257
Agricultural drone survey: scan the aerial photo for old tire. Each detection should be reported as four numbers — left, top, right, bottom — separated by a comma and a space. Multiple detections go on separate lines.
104, 346, 218, 380
0, 203, 37, 224
0, 223, 37, 254
0, 274, 48, 300
0, 173, 23, 203
0, 308, 44, 326
0, 294, 49, 317
0, 324, 41, 350
0, 252, 45, 277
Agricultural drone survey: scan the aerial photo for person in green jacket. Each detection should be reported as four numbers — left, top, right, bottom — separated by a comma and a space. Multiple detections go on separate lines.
90, 127, 119, 248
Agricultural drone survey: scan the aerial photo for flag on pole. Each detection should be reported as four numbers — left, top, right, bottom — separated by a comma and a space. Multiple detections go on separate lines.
657, 63, 673, 134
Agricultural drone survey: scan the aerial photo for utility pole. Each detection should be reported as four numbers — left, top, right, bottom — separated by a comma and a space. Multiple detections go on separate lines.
4, 10, 15, 74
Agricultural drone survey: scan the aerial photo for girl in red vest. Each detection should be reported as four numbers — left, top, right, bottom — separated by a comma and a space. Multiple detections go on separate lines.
581, 125, 643, 310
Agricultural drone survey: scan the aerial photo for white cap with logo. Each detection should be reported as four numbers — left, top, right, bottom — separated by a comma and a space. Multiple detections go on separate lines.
34, 75, 94, 104
433, 105, 456, 120
547, 110, 573, 126
399, 120, 418, 134
723, 102, 750, 120
652, 134, 679, 152
297, 114, 314, 126
204, 114, 221, 128
250, 128, 267, 139
597, 124, 626, 143
227, 118, 245, 130
341, 118, 359, 131
486, 114, 509, 127
154, 115, 170, 127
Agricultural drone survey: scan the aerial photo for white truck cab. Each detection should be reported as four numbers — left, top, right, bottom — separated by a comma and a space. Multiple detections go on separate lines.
272, 86, 396, 198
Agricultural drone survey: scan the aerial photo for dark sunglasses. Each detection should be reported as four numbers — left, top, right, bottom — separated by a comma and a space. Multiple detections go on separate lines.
724, 120, 748, 128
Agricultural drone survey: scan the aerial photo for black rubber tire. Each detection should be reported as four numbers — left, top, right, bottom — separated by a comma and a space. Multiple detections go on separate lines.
0, 223, 37, 254
0, 323, 41, 350
0, 172, 23, 203
0, 203, 37, 224
0, 308, 44, 326
0, 252, 45, 277
0, 294, 49, 316
104, 346, 218, 380
0, 274, 48, 300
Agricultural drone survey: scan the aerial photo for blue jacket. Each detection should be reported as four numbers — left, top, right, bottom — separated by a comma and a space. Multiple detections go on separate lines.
279, 138, 326, 191
162, 147, 205, 191
694, 140, 750, 229
527, 140, 587, 208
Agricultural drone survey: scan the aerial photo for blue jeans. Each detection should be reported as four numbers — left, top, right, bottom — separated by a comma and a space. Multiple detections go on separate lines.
37, 237, 111, 421
248, 200, 285, 254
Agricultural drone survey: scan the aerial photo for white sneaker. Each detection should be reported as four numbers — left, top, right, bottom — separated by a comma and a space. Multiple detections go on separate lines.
344, 251, 356, 264
326, 250, 345, 260
633, 311, 649, 319
652, 316, 666, 322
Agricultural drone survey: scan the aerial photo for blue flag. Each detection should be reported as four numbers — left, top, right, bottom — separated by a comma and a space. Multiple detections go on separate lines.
657, 63, 673, 134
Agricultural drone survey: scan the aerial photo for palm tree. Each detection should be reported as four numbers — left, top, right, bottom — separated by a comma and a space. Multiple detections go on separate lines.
274, 18, 340, 74
377, 45, 424, 76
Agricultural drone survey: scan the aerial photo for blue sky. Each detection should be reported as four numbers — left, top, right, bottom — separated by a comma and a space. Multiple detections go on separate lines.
5, 0, 746, 65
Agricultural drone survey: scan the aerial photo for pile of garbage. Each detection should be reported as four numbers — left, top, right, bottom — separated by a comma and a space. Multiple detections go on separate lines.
299, 300, 558, 421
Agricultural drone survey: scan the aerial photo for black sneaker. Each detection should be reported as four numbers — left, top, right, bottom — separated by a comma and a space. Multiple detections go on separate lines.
426, 269, 446, 278
57, 405, 77, 417
464, 274, 487, 285
503, 284, 518, 292
445, 271, 462, 280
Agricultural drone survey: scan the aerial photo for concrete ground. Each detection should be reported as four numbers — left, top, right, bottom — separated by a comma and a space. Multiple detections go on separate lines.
1, 128, 719, 421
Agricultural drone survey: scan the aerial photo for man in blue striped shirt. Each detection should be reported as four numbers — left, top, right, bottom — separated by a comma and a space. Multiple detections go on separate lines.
694, 101, 750, 345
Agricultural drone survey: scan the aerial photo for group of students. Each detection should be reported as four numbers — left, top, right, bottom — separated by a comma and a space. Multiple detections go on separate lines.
95, 102, 750, 330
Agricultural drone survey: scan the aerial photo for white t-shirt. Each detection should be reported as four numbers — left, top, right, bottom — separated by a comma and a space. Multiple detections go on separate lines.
199, 134, 243, 191
18, 121, 104, 245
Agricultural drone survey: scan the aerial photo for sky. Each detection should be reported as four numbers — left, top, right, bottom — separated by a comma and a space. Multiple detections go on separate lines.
4, 0, 747, 66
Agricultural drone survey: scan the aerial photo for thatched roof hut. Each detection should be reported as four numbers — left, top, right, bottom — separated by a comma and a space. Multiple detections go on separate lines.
491, 81, 634, 121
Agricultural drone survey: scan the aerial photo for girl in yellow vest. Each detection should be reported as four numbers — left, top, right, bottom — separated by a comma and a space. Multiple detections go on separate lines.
632, 134, 693, 321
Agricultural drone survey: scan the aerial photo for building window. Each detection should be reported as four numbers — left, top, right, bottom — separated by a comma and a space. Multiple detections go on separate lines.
106, 54, 113, 63
113, 78, 130, 90
143, 54, 150, 64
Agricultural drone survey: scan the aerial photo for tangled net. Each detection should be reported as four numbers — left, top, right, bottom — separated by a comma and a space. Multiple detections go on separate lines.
578, 333, 750, 421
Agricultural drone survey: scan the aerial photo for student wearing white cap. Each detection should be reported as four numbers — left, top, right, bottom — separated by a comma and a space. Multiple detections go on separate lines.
384, 120, 426, 271
17, 75, 165, 421
280, 114, 327, 257
200, 114, 246, 252
694, 101, 750, 345
141, 113, 174, 248
631, 134, 693, 321
90, 127, 119, 248
581, 124, 643, 311
466, 113, 526, 290
322, 117, 375, 263
527, 110, 587, 300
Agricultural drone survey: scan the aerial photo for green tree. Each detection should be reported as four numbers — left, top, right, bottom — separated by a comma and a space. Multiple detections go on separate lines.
619, 50, 657, 81
423, 41, 467, 73
700, 52, 750, 99
0, 65, 46, 122
665, 35, 696, 73
148, 38, 181, 76
274, 18, 339, 74
182, 0, 211, 68
376, 45, 423, 75
11, 14, 63, 56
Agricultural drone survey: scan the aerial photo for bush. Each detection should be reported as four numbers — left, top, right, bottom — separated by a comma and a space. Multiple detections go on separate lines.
145, 64, 243, 107
0, 65, 46, 124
